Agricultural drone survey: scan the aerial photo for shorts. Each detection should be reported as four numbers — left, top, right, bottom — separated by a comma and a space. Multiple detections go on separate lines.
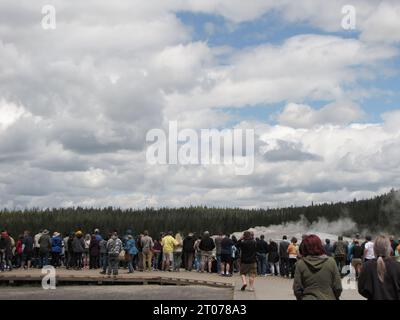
22, 252, 33, 261
221, 254, 232, 264
163, 252, 173, 262
201, 251, 213, 263
240, 263, 257, 275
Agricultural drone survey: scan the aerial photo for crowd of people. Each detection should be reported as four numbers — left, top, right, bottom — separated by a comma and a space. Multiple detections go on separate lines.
1, 228, 400, 299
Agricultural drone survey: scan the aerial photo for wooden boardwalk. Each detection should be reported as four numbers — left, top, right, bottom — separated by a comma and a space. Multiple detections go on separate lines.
0, 268, 234, 289
0, 269, 364, 300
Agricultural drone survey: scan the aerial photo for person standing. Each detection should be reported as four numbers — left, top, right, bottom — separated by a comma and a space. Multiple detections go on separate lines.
106, 232, 123, 278
0, 232, 13, 271
99, 235, 109, 274
141, 231, 154, 272
324, 239, 333, 257
89, 234, 100, 269
172, 232, 183, 272
38, 230, 52, 268
63, 233, 70, 268
125, 235, 138, 273
220, 234, 234, 276
66, 233, 74, 269
183, 233, 195, 271
268, 239, 280, 276
279, 235, 290, 277
255, 235, 269, 276
199, 231, 215, 273
293, 234, 342, 300
288, 237, 299, 279
214, 232, 224, 275
21, 231, 34, 269
358, 235, 400, 300
161, 231, 178, 271
33, 230, 42, 268
194, 236, 202, 272
83, 234, 91, 269
364, 236, 375, 262
72, 231, 85, 270
152, 239, 162, 271
15, 235, 24, 268
237, 231, 257, 291
51, 232, 62, 267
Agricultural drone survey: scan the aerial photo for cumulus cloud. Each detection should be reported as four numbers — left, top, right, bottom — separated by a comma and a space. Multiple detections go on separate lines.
277, 101, 365, 128
0, 1, 399, 209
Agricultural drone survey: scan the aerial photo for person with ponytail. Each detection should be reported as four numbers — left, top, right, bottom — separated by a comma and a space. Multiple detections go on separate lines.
358, 235, 400, 300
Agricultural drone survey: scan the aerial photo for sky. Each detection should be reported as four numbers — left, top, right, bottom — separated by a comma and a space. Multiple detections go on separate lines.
0, 0, 400, 209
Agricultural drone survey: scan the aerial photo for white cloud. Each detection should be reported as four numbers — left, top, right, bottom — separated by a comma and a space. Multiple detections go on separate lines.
277, 101, 365, 128
0, 1, 399, 209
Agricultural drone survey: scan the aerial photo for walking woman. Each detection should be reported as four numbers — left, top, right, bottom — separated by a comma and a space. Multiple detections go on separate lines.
237, 231, 257, 291
358, 235, 400, 300
293, 235, 342, 300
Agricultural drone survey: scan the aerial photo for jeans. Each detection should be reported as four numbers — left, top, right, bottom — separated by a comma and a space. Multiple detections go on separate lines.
127, 254, 136, 273
40, 251, 49, 268
153, 252, 161, 270
100, 253, 108, 272
256, 253, 267, 275
73, 252, 83, 269
107, 255, 119, 275
289, 258, 297, 278
51, 252, 60, 267
195, 252, 202, 271
89, 255, 99, 269
279, 257, 290, 277
184, 252, 194, 271
173, 252, 182, 271
269, 262, 279, 275
216, 255, 222, 274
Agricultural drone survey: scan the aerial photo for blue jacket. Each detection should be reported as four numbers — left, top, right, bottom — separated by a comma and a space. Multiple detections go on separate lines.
51, 236, 62, 253
125, 239, 138, 256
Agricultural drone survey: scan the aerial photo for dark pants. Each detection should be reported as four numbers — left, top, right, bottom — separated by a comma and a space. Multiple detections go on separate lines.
335, 255, 347, 275
51, 252, 60, 267
90, 255, 99, 269
280, 257, 290, 277
107, 255, 119, 275
39, 251, 49, 268
101, 253, 108, 272
184, 252, 194, 271
73, 252, 83, 269
289, 258, 297, 278
256, 253, 267, 275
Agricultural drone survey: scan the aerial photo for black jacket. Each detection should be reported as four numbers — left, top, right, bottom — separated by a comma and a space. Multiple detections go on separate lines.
237, 239, 257, 264
199, 237, 215, 251
256, 239, 269, 254
358, 258, 400, 300
183, 236, 195, 253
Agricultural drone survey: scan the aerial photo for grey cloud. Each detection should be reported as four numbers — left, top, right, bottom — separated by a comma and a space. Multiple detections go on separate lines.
263, 140, 323, 162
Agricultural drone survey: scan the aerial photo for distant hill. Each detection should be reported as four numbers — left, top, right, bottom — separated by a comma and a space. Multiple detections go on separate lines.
1, 189, 399, 236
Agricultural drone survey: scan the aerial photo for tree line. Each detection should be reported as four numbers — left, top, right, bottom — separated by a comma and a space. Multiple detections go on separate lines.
1, 189, 399, 237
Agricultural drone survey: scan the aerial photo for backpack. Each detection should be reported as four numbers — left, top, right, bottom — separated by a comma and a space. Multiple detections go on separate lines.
334, 241, 346, 257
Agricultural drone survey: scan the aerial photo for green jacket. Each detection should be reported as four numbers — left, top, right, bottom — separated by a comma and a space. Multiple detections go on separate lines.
293, 256, 342, 300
